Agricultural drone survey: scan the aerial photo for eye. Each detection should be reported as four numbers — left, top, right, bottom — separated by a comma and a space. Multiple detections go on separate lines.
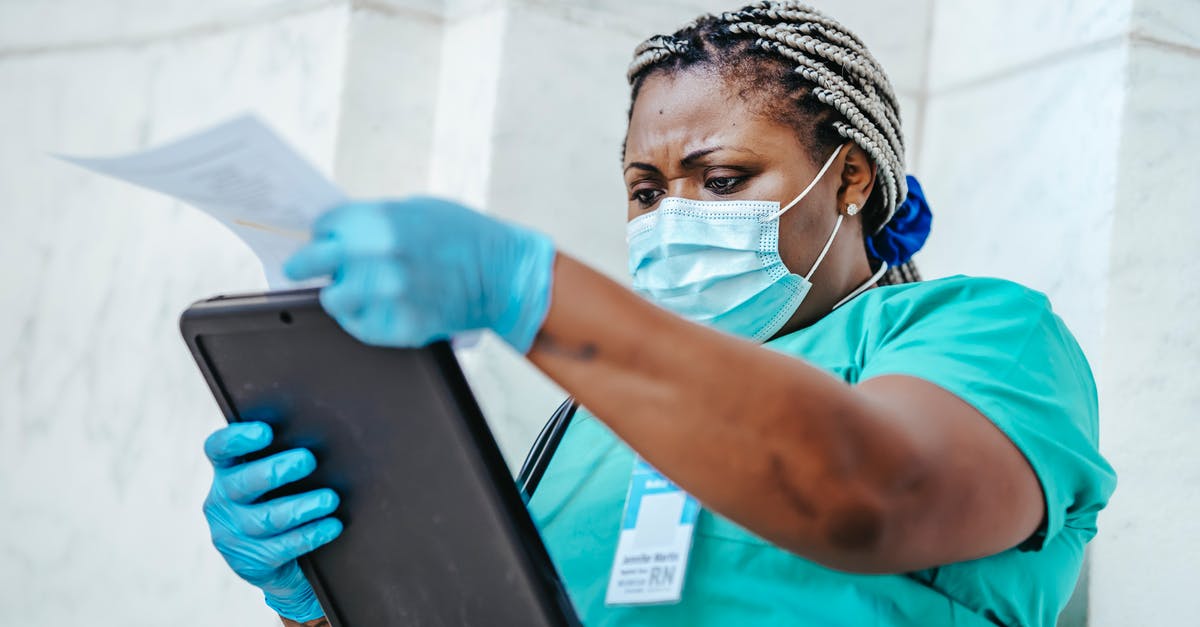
631, 188, 663, 207
705, 176, 746, 195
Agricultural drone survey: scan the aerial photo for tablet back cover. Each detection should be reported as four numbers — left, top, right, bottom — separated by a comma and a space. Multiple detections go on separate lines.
180, 289, 578, 627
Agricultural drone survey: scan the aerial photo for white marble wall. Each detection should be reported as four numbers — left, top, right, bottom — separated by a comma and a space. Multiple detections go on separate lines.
915, 1, 1132, 361
0, 3, 348, 625
918, 0, 1200, 624
3, 0, 1192, 624
1089, 6, 1200, 623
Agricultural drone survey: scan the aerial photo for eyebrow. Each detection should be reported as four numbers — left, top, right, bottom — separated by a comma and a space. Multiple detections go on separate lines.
623, 145, 759, 174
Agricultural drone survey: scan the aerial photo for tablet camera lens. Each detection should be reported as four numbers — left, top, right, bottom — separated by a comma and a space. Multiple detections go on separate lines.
280, 310, 293, 325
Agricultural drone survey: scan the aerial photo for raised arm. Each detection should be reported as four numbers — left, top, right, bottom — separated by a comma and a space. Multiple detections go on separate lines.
284, 198, 1044, 574
529, 255, 1043, 572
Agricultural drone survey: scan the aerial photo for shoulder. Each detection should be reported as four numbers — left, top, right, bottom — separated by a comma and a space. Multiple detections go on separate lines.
774, 276, 1070, 378
853, 275, 1076, 357
860, 274, 1084, 365
858, 275, 1101, 439
858, 277, 1114, 536
855, 275, 1098, 428
860, 275, 1053, 319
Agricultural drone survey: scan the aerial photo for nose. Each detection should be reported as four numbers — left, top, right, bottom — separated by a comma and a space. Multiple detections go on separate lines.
665, 176, 703, 201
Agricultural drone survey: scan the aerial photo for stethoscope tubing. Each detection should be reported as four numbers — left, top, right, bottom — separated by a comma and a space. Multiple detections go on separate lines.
517, 397, 578, 500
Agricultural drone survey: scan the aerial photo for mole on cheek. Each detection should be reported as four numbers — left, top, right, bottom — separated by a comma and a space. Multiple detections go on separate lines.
659, 109, 664, 115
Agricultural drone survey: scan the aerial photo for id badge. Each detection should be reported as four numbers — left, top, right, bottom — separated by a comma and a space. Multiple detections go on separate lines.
604, 457, 701, 606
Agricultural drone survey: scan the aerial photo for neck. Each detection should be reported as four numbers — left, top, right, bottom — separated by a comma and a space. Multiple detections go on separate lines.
769, 255, 880, 339
833, 261, 888, 310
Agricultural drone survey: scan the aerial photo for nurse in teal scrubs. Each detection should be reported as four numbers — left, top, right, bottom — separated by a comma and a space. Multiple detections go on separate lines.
201, 3, 1116, 626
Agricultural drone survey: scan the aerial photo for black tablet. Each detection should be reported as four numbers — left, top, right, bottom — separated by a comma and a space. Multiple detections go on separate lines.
180, 288, 579, 627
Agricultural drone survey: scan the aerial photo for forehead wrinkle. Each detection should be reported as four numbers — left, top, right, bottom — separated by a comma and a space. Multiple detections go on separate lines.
625, 73, 780, 169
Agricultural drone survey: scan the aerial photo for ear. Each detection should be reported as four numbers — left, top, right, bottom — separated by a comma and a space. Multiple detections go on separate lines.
836, 144, 877, 216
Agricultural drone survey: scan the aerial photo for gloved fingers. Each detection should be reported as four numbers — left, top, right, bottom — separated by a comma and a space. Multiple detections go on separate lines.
259, 517, 345, 569
204, 422, 273, 469
341, 301, 401, 347
319, 261, 404, 321
242, 488, 341, 539
258, 561, 322, 619
221, 448, 317, 504
259, 560, 313, 599
313, 201, 398, 255
318, 278, 364, 321
284, 238, 344, 281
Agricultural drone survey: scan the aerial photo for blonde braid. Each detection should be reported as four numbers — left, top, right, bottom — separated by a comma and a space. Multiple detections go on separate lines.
628, 35, 687, 81
721, 16, 907, 212
755, 39, 905, 210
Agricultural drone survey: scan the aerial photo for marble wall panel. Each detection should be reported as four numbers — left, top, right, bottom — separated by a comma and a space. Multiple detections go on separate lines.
369, 0, 449, 17
333, 5, 445, 196
809, 0, 933, 95
426, 5, 507, 207
1133, 0, 1200, 49
0, 6, 350, 625
423, 4, 566, 468
507, 0, 931, 92
486, 2, 636, 281
0, 0, 331, 51
1089, 43, 1200, 627
896, 93, 923, 170
915, 44, 1128, 360
444, 2, 635, 467
509, 0, 737, 39
442, 0, 505, 18
139, 10, 349, 165
927, 0, 1131, 91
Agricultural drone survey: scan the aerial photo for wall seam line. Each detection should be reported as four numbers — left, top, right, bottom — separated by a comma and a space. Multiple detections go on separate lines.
909, 0, 937, 173
1129, 31, 1200, 57
350, 0, 444, 22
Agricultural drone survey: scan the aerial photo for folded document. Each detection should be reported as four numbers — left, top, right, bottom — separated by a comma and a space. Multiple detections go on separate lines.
58, 115, 345, 287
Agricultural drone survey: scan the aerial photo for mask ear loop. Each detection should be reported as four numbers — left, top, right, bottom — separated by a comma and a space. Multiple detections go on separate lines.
761, 143, 847, 223
804, 213, 843, 281
832, 261, 889, 310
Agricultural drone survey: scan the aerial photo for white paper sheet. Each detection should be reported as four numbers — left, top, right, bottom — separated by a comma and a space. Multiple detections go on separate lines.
57, 114, 346, 287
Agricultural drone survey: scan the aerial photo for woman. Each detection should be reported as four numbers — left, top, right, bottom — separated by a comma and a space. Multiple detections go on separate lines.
200, 3, 1115, 625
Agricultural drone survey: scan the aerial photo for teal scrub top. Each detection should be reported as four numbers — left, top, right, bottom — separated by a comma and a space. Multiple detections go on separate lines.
527, 276, 1116, 627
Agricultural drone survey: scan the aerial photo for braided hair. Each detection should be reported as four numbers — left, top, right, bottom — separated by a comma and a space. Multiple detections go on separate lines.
627, 1, 922, 285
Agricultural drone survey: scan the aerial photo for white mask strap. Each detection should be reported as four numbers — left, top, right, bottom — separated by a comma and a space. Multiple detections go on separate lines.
832, 262, 889, 310
804, 213, 843, 281
762, 143, 847, 223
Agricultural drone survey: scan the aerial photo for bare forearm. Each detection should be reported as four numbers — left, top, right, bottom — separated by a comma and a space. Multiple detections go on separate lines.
528, 254, 928, 571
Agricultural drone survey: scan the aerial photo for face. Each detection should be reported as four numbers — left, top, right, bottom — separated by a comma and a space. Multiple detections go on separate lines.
623, 68, 878, 332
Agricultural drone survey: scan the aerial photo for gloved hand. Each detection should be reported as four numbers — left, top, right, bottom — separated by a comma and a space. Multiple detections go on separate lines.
283, 197, 557, 353
202, 421, 343, 622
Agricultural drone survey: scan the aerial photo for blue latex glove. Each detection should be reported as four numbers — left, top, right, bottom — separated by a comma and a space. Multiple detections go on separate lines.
283, 197, 556, 352
202, 421, 343, 622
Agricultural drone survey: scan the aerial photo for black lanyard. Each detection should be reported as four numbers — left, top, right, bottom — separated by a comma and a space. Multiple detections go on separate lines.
517, 397, 578, 501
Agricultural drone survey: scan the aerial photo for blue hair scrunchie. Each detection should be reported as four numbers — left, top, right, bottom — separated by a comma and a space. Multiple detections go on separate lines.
865, 174, 932, 267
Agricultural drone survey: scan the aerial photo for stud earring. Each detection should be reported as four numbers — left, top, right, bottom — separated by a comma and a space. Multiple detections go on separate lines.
845, 203, 860, 216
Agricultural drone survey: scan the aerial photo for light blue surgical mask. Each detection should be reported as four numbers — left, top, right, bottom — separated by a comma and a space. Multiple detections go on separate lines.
626, 144, 886, 342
